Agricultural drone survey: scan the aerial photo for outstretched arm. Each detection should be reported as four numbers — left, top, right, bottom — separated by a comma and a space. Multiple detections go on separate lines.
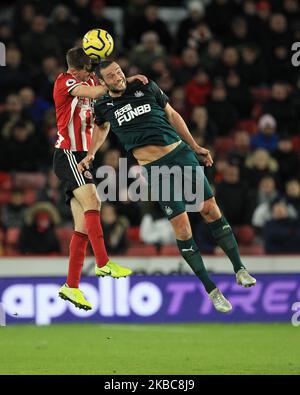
77, 122, 110, 173
71, 75, 148, 99
164, 103, 213, 167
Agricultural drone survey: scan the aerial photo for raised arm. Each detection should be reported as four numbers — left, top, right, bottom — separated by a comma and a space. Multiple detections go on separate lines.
164, 103, 213, 167
77, 122, 110, 173
71, 74, 148, 99
71, 84, 107, 99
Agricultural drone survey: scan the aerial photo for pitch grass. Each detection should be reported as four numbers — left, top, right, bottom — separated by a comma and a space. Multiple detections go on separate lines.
0, 323, 299, 375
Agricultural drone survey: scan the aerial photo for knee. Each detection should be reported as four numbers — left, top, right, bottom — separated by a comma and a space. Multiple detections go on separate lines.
174, 222, 192, 240
200, 198, 221, 221
82, 193, 101, 211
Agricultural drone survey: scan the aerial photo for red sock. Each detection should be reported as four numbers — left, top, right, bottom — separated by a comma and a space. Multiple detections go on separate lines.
66, 231, 88, 288
84, 210, 109, 268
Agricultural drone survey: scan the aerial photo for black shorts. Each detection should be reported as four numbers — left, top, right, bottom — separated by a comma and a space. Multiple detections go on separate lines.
53, 148, 96, 205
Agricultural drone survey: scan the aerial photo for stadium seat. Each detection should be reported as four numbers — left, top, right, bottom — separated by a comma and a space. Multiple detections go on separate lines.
23, 189, 37, 205
126, 245, 157, 256
0, 172, 12, 188
0, 190, 12, 204
235, 119, 258, 135
6, 227, 20, 249
55, 227, 74, 255
250, 87, 271, 102
13, 172, 47, 189
235, 225, 255, 246
214, 137, 235, 156
127, 226, 141, 243
160, 245, 179, 256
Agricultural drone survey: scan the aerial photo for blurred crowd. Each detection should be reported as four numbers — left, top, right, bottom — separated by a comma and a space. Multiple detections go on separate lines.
0, 0, 300, 256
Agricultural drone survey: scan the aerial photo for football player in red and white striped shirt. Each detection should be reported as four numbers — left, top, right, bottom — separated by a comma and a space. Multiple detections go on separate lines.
53, 47, 147, 310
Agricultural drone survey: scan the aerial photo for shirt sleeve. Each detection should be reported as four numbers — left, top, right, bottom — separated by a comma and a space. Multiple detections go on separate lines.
57, 75, 82, 96
148, 80, 169, 108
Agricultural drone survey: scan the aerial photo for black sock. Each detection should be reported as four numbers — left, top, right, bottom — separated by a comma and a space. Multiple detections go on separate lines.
177, 238, 216, 293
208, 216, 245, 273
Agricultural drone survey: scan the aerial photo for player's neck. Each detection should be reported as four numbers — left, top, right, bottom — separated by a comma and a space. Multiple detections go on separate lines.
108, 90, 124, 98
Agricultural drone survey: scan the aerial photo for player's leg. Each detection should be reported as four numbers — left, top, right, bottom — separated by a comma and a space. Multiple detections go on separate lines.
73, 183, 132, 278
66, 197, 88, 288
200, 197, 256, 287
170, 211, 232, 313
58, 197, 92, 310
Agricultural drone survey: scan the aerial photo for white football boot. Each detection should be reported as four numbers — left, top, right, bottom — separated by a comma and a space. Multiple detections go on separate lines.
209, 288, 232, 313
236, 269, 256, 288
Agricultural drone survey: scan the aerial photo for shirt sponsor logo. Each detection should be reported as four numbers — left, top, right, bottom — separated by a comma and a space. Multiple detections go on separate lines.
114, 103, 151, 126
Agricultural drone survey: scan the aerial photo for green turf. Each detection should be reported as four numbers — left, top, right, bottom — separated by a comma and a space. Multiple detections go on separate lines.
0, 323, 299, 375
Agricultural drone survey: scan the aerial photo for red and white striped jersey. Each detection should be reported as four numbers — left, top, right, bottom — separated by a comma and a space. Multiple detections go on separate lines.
53, 72, 97, 151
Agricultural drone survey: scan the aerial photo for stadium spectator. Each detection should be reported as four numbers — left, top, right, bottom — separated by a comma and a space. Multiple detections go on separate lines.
228, 130, 251, 175
251, 114, 279, 153
13, 2, 36, 36
206, 83, 238, 136
0, 48, 29, 102
240, 45, 267, 86
200, 39, 223, 78
263, 82, 296, 136
225, 70, 254, 118
140, 202, 175, 249
245, 148, 279, 190
19, 87, 52, 126
72, 0, 94, 36
263, 201, 300, 253
0, 94, 32, 139
285, 179, 300, 216
33, 56, 61, 103
205, 0, 239, 39
176, 1, 205, 53
218, 47, 241, 79
252, 197, 297, 235
130, 31, 166, 73
0, 120, 50, 172
126, 4, 171, 49
18, 202, 61, 254
37, 170, 72, 224
101, 203, 129, 255
20, 15, 62, 69
228, 17, 252, 46
273, 135, 300, 186
50, 5, 78, 55
184, 22, 213, 53
169, 86, 189, 120
1, 189, 27, 230
255, 176, 279, 206
269, 45, 295, 83
89, 0, 115, 37
215, 163, 251, 225
174, 48, 200, 85
185, 68, 212, 108
189, 106, 217, 145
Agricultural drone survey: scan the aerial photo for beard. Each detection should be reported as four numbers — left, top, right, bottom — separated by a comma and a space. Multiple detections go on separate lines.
108, 78, 127, 93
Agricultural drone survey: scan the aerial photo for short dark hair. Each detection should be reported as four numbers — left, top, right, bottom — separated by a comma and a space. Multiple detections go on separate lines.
95, 60, 114, 80
66, 47, 91, 70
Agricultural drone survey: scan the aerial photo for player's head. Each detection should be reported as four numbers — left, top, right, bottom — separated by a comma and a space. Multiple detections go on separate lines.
96, 60, 127, 94
66, 47, 93, 81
